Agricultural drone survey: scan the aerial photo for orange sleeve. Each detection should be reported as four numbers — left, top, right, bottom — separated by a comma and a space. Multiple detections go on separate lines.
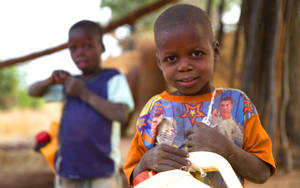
243, 114, 276, 175
123, 130, 149, 185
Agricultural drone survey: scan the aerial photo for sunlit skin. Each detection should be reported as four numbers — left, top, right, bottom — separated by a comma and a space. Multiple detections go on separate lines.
68, 28, 104, 79
219, 100, 233, 120
156, 25, 219, 96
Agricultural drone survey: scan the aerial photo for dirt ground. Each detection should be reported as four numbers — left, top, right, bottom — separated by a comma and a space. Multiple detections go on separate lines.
0, 138, 300, 188
245, 169, 300, 188
0, 105, 299, 188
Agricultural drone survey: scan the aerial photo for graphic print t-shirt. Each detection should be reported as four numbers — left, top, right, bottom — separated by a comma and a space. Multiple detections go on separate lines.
124, 88, 276, 187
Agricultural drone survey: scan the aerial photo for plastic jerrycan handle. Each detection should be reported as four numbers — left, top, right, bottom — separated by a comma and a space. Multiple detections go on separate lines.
188, 151, 243, 188
134, 151, 243, 188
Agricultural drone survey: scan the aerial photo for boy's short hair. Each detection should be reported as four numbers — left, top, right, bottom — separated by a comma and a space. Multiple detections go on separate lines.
154, 4, 213, 43
69, 20, 105, 51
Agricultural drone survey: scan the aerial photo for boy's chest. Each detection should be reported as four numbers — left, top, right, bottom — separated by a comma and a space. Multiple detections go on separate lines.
151, 100, 244, 149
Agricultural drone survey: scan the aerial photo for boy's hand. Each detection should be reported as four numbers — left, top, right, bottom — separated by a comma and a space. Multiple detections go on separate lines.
50, 70, 70, 84
64, 77, 87, 98
186, 122, 233, 158
141, 144, 191, 173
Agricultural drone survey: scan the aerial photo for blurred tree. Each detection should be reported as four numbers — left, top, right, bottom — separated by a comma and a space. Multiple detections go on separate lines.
240, 0, 300, 170
16, 89, 43, 109
0, 67, 18, 109
101, 0, 157, 29
100, 0, 240, 52
284, 0, 300, 170
100, 0, 240, 31
0, 66, 43, 110
101, 0, 205, 31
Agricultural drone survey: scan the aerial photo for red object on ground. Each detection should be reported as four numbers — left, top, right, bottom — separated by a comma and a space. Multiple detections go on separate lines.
36, 131, 51, 145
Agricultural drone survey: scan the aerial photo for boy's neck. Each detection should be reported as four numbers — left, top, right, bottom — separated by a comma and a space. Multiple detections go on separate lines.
81, 68, 103, 81
172, 84, 215, 96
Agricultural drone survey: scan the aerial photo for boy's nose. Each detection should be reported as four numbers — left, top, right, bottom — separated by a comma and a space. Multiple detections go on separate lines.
76, 47, 85, 56
177, 58, 192, 72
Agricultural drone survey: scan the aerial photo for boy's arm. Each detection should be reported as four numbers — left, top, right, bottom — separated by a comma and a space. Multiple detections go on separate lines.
226, 141, 271, 183
28, 77, 52, 97
64, 75, 133, 124
28, 70, 70, 97
82, 89, 131, 124
124, 132, 190, 185
186, 121, 275, 184
132, 144, 190, 178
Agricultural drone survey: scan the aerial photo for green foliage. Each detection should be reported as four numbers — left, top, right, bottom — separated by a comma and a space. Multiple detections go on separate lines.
101, 0, 203, 30
100, 0, 239, 31
0, 67, 18, 109
101, 0, 157, 20
15, 89, 44, 109
101, 0, 159, 30
0, 66, 44, 110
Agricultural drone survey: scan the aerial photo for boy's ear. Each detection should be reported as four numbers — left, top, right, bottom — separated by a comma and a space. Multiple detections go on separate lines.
101, 43, 106, 53
212, 41, 220, 62
156, 51, 162, 70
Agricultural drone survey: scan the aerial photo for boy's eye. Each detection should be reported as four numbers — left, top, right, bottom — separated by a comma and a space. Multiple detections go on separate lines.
192, 51, 203, 57
164, 56, 177, 63
84, 44, 92, 50
69, 45, 77, 52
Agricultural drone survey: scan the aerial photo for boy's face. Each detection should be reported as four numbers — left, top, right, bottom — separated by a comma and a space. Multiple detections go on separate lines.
68, 28, 104, 75
156, 25, 218, 95
220, 100, 233, 120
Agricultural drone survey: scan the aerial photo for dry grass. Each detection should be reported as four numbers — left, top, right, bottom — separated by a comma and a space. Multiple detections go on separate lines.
0, 103, 62, 143
0, 104, 60, 187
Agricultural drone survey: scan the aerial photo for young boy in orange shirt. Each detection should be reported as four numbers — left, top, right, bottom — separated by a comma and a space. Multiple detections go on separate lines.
123, 4, 275, 187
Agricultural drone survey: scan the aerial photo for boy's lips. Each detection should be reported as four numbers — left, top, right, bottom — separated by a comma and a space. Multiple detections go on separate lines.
77, 61, 87, 68
177, 77, 198, 87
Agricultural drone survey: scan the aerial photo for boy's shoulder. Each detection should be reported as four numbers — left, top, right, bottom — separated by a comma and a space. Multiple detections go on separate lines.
138, 94, 163, 117
90, 68, 121, 82
102, 68, 120, 76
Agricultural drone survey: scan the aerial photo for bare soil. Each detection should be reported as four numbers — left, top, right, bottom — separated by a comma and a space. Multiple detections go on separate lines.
0, 138, 300, 188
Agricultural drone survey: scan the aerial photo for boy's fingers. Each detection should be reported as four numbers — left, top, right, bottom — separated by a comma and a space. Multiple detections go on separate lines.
186, 122, 212, 136
153, 159, 190, 172
153, 164, 175, 172
196, 122, 207, 128
54, 76, 61, 83
166, 153, 191, 166
186, 126, 199, 136
161, 144, 188, 157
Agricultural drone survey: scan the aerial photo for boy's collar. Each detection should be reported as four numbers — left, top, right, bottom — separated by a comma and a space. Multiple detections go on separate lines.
159, 89, 223, 103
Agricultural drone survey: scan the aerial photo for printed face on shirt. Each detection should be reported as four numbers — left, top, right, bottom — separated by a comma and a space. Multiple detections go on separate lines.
156, 24, 217, 96
68, 28, 104, 75
219, 99, 233, 120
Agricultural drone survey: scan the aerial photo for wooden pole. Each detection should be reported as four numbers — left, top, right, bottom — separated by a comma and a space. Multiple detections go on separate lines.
0, 0, 178, 69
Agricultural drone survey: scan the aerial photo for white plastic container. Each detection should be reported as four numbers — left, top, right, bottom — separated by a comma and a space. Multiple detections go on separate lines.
134, 151, 243, 188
